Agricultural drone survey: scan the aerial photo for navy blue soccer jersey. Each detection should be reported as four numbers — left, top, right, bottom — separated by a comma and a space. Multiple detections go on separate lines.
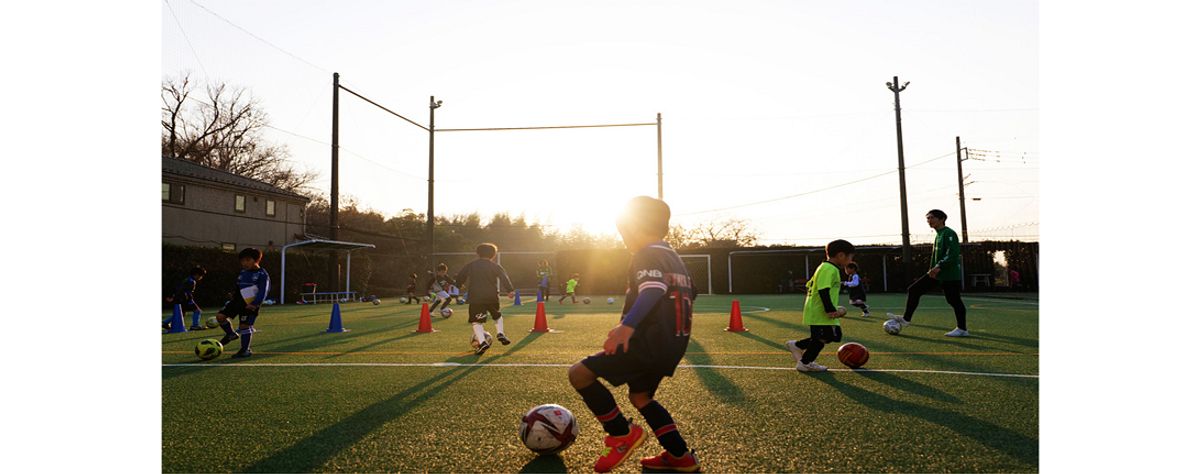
621, 242, 696, 375
235, 267, 270, 306
174, 276, 197, 302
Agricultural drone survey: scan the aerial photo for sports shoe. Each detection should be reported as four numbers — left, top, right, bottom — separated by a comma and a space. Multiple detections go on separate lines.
640, 450, 701, 472
474, 339, 492, 356
496, 333, 511, 345
795, 361, 827, 372
219, 333, 239, 345
944, 328, 970, 337
189, 325, 206, 331
785, 340, 805, 363
593, 424, 646, 472
887, 313, 910, 327
231, 350, 253, 359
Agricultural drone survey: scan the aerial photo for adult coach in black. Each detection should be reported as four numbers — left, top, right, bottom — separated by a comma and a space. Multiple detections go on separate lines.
454, 243, 516, 354
888, 209, 970, 337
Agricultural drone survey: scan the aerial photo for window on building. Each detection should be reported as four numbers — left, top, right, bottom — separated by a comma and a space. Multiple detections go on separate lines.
235, 195, 246, 213
221, 243, 236, 253
266, 199, 276, 217
162, 182, 185, 204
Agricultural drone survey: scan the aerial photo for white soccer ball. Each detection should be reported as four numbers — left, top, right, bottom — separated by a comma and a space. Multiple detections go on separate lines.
519, 404, 579, 455
470, 331, 493, 349
372, 298, 381, 305
582, 297, 591, 304
441, 307, 454, 318
606, 297, 615, 304
883, 319, 903, 335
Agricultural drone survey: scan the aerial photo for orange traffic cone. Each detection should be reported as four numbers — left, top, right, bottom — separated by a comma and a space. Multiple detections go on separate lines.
725, 299, 748, 332
415, 302, 437, 333
530, 301, 550, 333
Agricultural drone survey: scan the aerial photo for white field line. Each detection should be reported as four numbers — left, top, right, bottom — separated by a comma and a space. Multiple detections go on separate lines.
162, 361, 1037, 379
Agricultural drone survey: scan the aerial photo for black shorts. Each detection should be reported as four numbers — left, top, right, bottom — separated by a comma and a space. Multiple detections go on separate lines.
809, 325, 843, 344
848, 290, 867, 302
581, 350, 666, 397
219, 299, 260, 325
467, 302, 502, 324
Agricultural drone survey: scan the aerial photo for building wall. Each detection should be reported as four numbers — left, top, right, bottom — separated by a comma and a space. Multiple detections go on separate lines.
162, 175, 307, 251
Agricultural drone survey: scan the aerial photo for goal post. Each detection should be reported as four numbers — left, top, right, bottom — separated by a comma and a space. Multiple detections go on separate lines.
680, 254, 713, 295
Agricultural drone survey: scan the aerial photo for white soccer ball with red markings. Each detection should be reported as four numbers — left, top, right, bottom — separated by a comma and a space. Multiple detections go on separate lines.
519, 404, 579, 455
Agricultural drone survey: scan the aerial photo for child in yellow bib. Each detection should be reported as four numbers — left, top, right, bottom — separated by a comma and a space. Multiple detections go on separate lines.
786, 240, 855, 372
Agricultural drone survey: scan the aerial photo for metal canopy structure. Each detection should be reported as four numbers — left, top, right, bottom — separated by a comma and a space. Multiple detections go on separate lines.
279, 239, 376, 305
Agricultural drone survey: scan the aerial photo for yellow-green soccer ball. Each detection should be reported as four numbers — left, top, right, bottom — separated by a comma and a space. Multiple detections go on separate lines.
195, 339, 224, 360
205, 317, 219, 328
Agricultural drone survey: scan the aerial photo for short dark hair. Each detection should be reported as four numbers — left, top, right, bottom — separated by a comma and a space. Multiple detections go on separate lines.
190, 266, 207, 277
826, 239, 855, 258
619, 196, 671, 238
238, 248, 262, 262
436, 263, 448, 272
846, 262, 858, 271
927, 209, 948, 220
476, 243, 498, 258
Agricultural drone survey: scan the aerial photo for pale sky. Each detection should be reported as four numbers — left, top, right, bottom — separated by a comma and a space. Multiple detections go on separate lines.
162, 0, 1038, 245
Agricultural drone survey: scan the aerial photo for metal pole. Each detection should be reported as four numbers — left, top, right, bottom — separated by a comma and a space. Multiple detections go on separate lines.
428, 96, 440, 275
881, 253, 888, 292
956, 136, 969, 243
888, 76, 912, 279
656, 113, 663, 200
345, 251, 351, 296
331, 73, 340, 241
280, 246, 286, 305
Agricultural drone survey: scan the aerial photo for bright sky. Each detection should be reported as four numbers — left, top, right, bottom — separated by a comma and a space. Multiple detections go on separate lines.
162, 0, 1038, 245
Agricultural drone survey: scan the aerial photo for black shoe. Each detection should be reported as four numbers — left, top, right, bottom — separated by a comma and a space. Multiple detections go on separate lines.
231, 350, 253, 359
162, 323, 171, 331
474, 339, 492, 356
219, 333, 239, 345
497, 333, 511, 345
189, 325, 206, 331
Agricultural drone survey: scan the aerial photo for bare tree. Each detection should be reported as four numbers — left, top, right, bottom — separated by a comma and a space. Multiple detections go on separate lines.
162, 73, 316, 192
668, 218, 759, 249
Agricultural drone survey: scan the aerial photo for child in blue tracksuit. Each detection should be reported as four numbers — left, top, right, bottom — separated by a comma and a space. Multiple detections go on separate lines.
216, 248, 270, 358
163, 266, 206, 330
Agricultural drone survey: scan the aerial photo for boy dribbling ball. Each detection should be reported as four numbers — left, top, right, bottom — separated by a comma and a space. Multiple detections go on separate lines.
216, 248, 270, 358
567, 196, 701, 473
786, 239, 855, 372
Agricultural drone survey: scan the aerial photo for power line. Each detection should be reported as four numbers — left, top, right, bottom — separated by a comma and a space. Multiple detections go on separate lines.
164, 0, 209, 80
185, 0, 331, 74
437, 122, 656, 132
338, 84, 428, 131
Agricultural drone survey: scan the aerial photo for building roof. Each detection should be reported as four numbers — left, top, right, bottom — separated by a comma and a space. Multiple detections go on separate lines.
162, 156, 310, 201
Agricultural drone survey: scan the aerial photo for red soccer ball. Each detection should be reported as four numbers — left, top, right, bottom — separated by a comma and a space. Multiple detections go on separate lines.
837, 342, 870, 369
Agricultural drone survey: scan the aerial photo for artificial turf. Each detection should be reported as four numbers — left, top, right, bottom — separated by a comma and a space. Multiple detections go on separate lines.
162, 293, 1038, 473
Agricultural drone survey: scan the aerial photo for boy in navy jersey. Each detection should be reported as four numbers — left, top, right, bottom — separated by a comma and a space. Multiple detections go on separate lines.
163, 266, 206, 331
216, 248, 270, 358
567, 196, 700, 473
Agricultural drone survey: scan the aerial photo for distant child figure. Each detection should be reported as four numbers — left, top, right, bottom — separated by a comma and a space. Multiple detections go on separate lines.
559, 273, 580, 304
403, 273, 420, 304
786, 239, 855, 372
567, 196, 701, 473
843, 262, 870, 317
536, 259, 554, 302
424, 264, 457, 313
216, 248, 270, 358
163, 266, 207, 331
454, 243, 516, 355
1009, 268, 1022, 291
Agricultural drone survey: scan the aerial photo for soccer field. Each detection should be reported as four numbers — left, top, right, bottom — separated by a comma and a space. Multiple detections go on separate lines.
162, 293, 1038, 473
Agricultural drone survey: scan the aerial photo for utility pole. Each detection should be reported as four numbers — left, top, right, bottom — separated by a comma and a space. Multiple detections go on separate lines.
956, 136, 969, 243
330, 72, 340, 241
428, 96, 442, 275
887, 76, 912, 276
656, 113, 663, 200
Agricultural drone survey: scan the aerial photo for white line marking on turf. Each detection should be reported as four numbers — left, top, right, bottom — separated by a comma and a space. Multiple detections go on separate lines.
162, 362, 1036, 378
736, 306, 769, 314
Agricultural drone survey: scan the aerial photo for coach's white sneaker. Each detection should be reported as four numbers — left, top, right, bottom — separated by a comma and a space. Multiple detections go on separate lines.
944, 328, 970, 337
887, 313, 910, 327
795, 361, 827, 372
785, 340, 805, 363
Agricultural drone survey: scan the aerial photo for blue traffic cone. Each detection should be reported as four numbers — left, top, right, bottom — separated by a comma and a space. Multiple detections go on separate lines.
166, 304, 188, 333
326, 302, 348, 333
513, 289, 522, 306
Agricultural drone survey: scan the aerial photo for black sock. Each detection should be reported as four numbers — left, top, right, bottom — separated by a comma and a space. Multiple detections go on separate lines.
440, 299, 451, 311
239, 328, 253, 352
219, 320, 235, 336
576, 382, 630, 436
800, 338, 824, 364
638, 401, 688, 457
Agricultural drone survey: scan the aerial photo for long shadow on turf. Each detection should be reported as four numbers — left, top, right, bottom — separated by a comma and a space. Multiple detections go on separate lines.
519, 454, 568, 473
900, 333, 1013, 353
850, 337, 1036, 389
684, 339, 747, 404
811, 375, 1038, 467
967, 332, 1039, 349
853, 370, 960, 403
738, 311, 803, 332
731, 329, 788, 352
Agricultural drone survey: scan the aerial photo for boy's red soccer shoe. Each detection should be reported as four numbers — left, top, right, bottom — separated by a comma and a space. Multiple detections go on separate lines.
640, 450, 701, 472
593, 424, 646, 472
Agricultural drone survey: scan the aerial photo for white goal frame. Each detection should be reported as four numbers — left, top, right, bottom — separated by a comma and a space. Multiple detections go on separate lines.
681, 254, 713, 295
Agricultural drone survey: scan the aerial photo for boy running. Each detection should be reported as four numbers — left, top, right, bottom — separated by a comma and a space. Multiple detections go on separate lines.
216, 248, 270, 358
567, 196, 701, 473
403, 273, 419, 304
454, 243, 516, 355
843, 262, 870, 317
424, 264, 457, 314
163, 266, 206, 331
559, 273, 580, 304
786, 239, 855, 372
